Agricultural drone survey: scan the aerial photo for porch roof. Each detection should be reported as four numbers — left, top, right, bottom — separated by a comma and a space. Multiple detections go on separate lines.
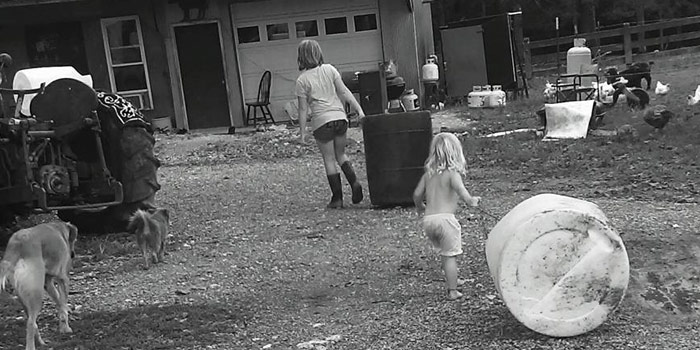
0, 0, 91, 8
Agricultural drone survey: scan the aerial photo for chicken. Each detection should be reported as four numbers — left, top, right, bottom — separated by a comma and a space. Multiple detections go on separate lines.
543, 81, 557, 102
643, 105, 673, 130
687, 85, 700, 106
654, 81, 670, 95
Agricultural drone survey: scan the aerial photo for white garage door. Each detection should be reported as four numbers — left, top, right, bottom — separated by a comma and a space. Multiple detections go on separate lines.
231, 0, 382, 122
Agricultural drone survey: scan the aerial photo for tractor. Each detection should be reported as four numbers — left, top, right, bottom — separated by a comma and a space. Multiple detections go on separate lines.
0, 53, 160, 239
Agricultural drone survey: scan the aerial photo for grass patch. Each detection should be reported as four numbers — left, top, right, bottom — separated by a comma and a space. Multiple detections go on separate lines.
448, 75, 700, 203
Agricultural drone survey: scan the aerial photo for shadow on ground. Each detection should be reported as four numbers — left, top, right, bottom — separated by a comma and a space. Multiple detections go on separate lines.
0, 301, 251, 349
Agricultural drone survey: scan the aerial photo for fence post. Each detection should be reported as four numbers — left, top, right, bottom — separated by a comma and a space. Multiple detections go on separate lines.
523, 37, 533, 79
622, 22, 632, 64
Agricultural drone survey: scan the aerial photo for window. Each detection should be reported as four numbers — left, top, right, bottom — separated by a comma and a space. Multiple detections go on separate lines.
101, 16, 153, 110
354, 14, 377, 32
325, 17, 347, 35
295, 20, 318, 38
237, 26, 260, 43
25, 21, 89, 74
266, 23, 289, 41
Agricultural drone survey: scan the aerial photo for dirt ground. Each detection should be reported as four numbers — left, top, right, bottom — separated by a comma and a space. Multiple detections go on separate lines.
2, 56, 700, 349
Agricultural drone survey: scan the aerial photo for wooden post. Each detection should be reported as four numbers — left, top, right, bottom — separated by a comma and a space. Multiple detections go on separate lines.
555, 17, 561, 75
622, 22, 632, 64
523, 37, 533, 79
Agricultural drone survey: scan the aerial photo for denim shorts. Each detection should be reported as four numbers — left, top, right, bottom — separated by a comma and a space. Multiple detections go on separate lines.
313, 119, 348, 142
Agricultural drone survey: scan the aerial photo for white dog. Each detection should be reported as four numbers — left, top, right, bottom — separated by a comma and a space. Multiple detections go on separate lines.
0, 221, 78, 350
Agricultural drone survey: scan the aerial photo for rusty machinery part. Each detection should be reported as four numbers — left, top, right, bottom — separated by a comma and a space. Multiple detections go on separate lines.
38, 165, 71, 196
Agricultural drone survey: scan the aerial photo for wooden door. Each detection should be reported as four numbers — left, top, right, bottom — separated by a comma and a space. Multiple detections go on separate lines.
440, 25, 488, 97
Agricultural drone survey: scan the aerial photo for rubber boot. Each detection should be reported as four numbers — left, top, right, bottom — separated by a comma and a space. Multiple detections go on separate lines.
326, 173, 343, 208
341, 161, 363, 204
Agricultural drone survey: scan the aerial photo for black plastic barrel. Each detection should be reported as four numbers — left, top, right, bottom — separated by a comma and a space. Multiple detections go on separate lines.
362, 111, 432, 207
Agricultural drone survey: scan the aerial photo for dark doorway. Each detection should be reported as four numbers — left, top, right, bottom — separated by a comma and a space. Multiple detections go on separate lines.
25, 21, 89, 74
174, 22, 230, 130
482, 15, 516, 88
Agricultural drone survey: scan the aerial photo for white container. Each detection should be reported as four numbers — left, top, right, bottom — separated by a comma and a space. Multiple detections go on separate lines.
567, 38, 593, 85
421, 55, 439, 82
12, 66, 93, 116
151, 116, 172, 132
467, 85, 487, 108
485, 85, 506, 107
401, 89, 419, 111
486, 193, 629, 337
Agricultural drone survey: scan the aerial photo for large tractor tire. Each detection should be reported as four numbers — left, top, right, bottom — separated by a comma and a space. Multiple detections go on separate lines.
58, 92, 161, 234
58, 125, 160, 234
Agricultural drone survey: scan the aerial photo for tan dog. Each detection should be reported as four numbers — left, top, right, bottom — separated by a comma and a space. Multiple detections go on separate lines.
127, 208, 169, 269
0, 221, 78, 350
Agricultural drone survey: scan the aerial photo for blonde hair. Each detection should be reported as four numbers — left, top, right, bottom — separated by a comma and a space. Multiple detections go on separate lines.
424, 133, 466, 176
297, 39, 324, 71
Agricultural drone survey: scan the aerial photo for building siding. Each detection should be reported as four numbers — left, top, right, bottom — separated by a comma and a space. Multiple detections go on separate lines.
379, 0, 434, 103
0, 0, 435, 128
0, 0, 175, 122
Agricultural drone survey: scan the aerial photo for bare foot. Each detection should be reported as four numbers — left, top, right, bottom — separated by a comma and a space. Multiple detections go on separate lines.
448, 289, 463, 300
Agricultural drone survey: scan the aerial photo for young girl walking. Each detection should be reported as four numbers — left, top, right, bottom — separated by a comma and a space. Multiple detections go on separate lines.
413, 133, 481, 300
295, 39, 365, 208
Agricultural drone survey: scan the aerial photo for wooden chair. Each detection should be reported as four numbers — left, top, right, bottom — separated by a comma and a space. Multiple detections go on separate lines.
245, 70, 275, 126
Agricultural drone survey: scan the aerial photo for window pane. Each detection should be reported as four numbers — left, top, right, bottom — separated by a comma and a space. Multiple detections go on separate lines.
266, 23, 289, 41
114, 65, 147, 91
110, 47, 141, 64
354, 14, 377, 32
237, 26, 260, 44
106, 19, 139, 47
325, 17, 347, 35
295, 20, 318, 38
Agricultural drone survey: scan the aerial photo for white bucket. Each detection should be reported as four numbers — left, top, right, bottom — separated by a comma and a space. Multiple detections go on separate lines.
485, 193, 629, 337
151, 116, 172, 132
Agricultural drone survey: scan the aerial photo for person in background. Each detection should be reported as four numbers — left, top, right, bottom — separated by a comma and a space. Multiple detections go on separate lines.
295, 39, 365, 208
413, 133, 481, 300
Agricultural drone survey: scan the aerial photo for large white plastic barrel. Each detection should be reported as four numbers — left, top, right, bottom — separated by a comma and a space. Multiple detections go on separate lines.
485, 193, 629, 337
12, 66, 93, 116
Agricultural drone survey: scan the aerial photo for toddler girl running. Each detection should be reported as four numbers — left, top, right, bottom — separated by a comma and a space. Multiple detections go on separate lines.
413, 132, 481, 300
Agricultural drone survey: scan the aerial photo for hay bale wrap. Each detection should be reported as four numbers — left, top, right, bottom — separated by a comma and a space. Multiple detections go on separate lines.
485, 193, 629, 337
